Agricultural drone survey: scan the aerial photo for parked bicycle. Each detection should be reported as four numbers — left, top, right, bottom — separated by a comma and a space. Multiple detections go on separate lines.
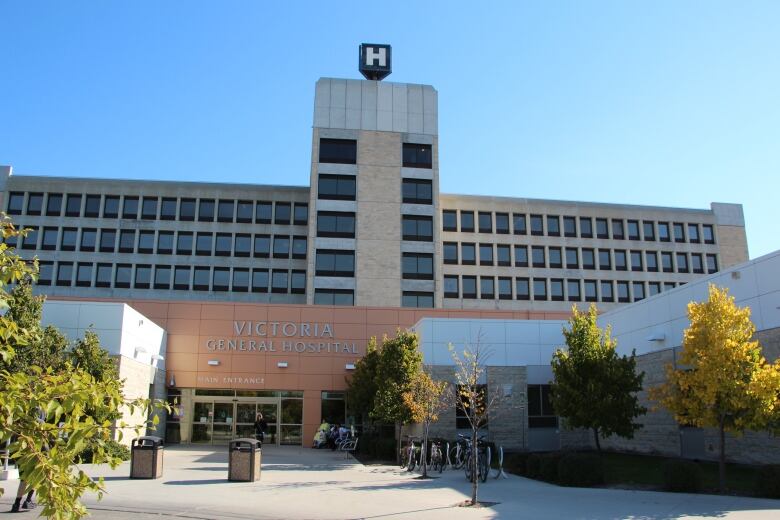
399, 436, 421, 472
448, 434, 469, 469
461, 434, 489, 483
429, 440, 444, 473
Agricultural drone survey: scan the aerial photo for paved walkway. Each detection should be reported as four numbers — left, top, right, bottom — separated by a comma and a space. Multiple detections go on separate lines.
2, 445, 779, 519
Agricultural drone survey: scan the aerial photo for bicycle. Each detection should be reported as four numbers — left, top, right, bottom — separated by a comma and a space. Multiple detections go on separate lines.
429, 440, 444, 473
448, 435, 469, 469
399, 436, 420, 472
463, 435, 489, 483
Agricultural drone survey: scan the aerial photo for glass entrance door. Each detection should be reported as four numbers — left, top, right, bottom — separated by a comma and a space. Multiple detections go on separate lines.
191, 398, 280, 445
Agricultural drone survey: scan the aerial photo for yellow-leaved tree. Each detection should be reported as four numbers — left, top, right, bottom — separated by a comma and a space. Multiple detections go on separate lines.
402, 369, 452, 478
651, 284, 780, 491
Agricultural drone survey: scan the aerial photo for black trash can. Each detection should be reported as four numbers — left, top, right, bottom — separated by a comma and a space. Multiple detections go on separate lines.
130, 436, 164, 479
228, 438, 261, 482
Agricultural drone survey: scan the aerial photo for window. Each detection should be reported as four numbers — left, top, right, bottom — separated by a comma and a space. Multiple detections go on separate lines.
237, 200, 253, 223
584, 280, 597, 302
516, 278, 530, 300
46, 194, 63, 216
235, 234, 252, 257
317, 211, 356, 238
495, 213, 509, 234
271, 269, 288, 293
461, 243, 476, 265
630, 250, 643, 271
402, 292, 434, 308
673, 222, 685, 242
193, 267, 210, 290
531, 246, 545, 267
530, 214, 543, 236
547, 215, 560, 236
661, 252, 673, 272
314, 289, 354, 305
706, 254, 718, 273
565, 248, 578, 268
7, 192, 24, 214
273, 235, 290, 258
478, 212, 492, 233
612, 219, 624, 240
155, 265, 172, 289
138, 230, 155, 254
550, 279, 564, 301
582, 248, 595, 269
76, 263, 92, 287
627, 220, 640, 240
174, 266, 191, 290
402, 179, 433, 204
253, 235, 271, 257
115, 264, 132, 288
567, 280, 581, 301
320, 138, 357, 164
41, 227, 58, 250
444, 275, 459, 298
121, 196, 138, 219
498, 277, 512, 300
676, 253, 689, 273
549, 247, 562, 268
402, 143, 432, 168
198, 199, 215, 222
443, 242, 458, 264
648, 282, 661, 296
290, 235, 307, 259
646, 251, 658, 272
160, 198, 177, 220
643, 221, 655, 241
135, 264, 152, 289
702, 224, 715, 244
290, 270, 306, 294
580, 217, 593, 238
141, 197, 158, 219
456, 384, 488, 429
99, 195, 118, 218
614, 250, 627, 271
95, 263, 112, 288
196, 232, 213, 255
563, 216, 576, 237
480, 277, 494, 299
402, 215, 433, 241
460, 211, 474, 232
255, 201, 272, 224
533, 278, 547, 300
80, 228, 96, 252
84, 195, 101, 217
213, 267, 230, 291
617, 281, 630, 302
442, 210, 457, 231
601, 280, 614, 302
65, 194, 82, 217
293, 203, 308, 225
315, 250, 355, 277
21, 227, 38, 250
528, 385, 557, 428
595, 218, 608, 239
179, 198, 195, 221
497, 244, 511, 266
176, 232, 192, 255
251, 269, 269, 293
57, 262, 73, 286
275, 202, 291, 225
157, 231, 174, 254
513, 214, 527, 235
633, 282, 645, 301
99, 229, 116, 253
216, 200, 234, 222
214, 233, 232, 256
514, 245, 528, 267
26, 193, 43, 215
462, 276, 477, 298
658, 222, 670, 242
598, 249, 611, 270
402, 253, 433, 280
688, 224, 700, 243
664, 282, 676, 291
479, 243, 493, 266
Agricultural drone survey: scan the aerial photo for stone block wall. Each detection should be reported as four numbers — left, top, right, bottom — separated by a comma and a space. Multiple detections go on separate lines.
486, 366, 527, 451
116, 355, 153, 447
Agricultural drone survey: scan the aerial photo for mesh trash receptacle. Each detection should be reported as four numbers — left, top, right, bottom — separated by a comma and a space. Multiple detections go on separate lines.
130, 436, 164, 479
228, 438, 261, 482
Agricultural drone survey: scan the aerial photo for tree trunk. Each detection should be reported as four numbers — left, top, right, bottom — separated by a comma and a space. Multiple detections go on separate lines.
471, 425, 478, 505
421, 422, 428, 478
593, 427, 601, 452
719, 422, 726, 492
396, 422, 402, 466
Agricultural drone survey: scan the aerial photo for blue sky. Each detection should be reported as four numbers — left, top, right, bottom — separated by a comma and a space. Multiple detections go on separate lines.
1, 1, 778, 258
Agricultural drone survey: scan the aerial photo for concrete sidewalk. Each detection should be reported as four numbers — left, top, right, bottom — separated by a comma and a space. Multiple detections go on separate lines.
2, 445, 779, 519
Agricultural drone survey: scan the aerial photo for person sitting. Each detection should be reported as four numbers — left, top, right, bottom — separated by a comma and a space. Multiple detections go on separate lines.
312, 420, 329, 448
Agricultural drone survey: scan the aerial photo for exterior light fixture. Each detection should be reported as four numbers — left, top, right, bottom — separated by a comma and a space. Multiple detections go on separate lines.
345, 363, 356, 370
645, 331, 666, 342
277, 361, 288, 368
151, 354, 164, 361
168, 373, 176, 387
207, 360, 220, 366
134, 346, 148, 354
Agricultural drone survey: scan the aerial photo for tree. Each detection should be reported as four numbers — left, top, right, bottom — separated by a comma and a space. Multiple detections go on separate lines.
651, 284, 780, 491
345, 337, 379, 424
551, 304, 646, 452
402, 369, 453, 478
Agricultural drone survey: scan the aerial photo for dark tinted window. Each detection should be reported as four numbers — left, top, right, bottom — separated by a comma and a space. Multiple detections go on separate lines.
141, 197, 158, 219
530, 214, 543, 236
254, 235, 271, 257
513, 214, 527, 235
292, 236, 307, 258
215, 233, 232, 256
316, 250, 355, 277
444, 276, 459, 298
176, 232, 192, 255
580, 217, 592, 238
27, 193, 43, 215
158, 231, 174, 254
460, 211, 474, 232
314, 289, 354, 305
514, 245, 528, 267
179, 198, 195, 221
160, 198, 177, 220
516, 278, 530, 300
461, 243, 476, 265
402, 143, 432, 168
317, 212, 355, 238
80, 228, 97, 251
237, 201, 253, 223
115, 264, 132, 288
235, 234, 251, 257
84, 195, 101, 217
478, 212, 492, 233
119, 230, 135, 253
274, 202, 291, 224
272, 235, 290, 258
138, 230, 154, 253
252, 269, 269, 292
61, 228, 77, 251
319, 139, 357, 164
46, 194, 63, 216
402, 253, 434, 280
547, 215, 560, 236
443, 210, 457, 231
193, 267, 210, 290
7, 192, 24, 214
563, 216, 576, 237
402, 179, 432, 204
627, 220, 640, 240
293, 203, 308, 225
255, 201, 272, 223
402, 216, 433, 241
496, 213, 509, 234
123, 196, 139, 219
65, 194, 82, 217
217, 200, 234, 222
96, 263, 112, 288
198, 199, 215, 222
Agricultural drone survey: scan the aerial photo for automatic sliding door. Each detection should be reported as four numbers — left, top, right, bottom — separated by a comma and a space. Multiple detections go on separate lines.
212, 402, 234, 444
192, 402, 213, 443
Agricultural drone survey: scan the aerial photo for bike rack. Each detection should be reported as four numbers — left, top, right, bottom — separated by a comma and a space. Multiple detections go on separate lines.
493, 445, 508, 479
445, 442, 451, 469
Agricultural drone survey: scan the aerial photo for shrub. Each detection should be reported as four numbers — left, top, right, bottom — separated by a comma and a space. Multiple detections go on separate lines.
78, 439, 130, 463
539, 452, 563, 482
526, 453, 543, 478
757, 465, 780, 498
502, 452, 530, 476
557, 453, 605, 487
662, 459, 702, 493
356, 434, 395, 461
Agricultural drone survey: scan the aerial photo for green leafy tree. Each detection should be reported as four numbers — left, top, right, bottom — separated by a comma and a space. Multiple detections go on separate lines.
651, 284, 780, 491
551, 304, 646, 452
345, 337, 379, 424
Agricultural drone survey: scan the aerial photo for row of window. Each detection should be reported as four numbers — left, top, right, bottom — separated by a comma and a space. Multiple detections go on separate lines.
319, 139, 432, 169
311, 289, 434, 308
442, 210, 716, 244
318, 175, 433, 205
6, 192, 308, 225
314, 212, 433, 242
9, 226, 308, 259
443, 275, 681, 302
443, 242, 718, 274
37, 262, 306, 294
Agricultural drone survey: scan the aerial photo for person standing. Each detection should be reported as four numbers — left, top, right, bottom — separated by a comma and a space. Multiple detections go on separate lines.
253, 413, 268, 444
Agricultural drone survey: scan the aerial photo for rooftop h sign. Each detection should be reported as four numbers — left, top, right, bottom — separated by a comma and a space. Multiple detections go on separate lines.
359, 43, 392, 81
